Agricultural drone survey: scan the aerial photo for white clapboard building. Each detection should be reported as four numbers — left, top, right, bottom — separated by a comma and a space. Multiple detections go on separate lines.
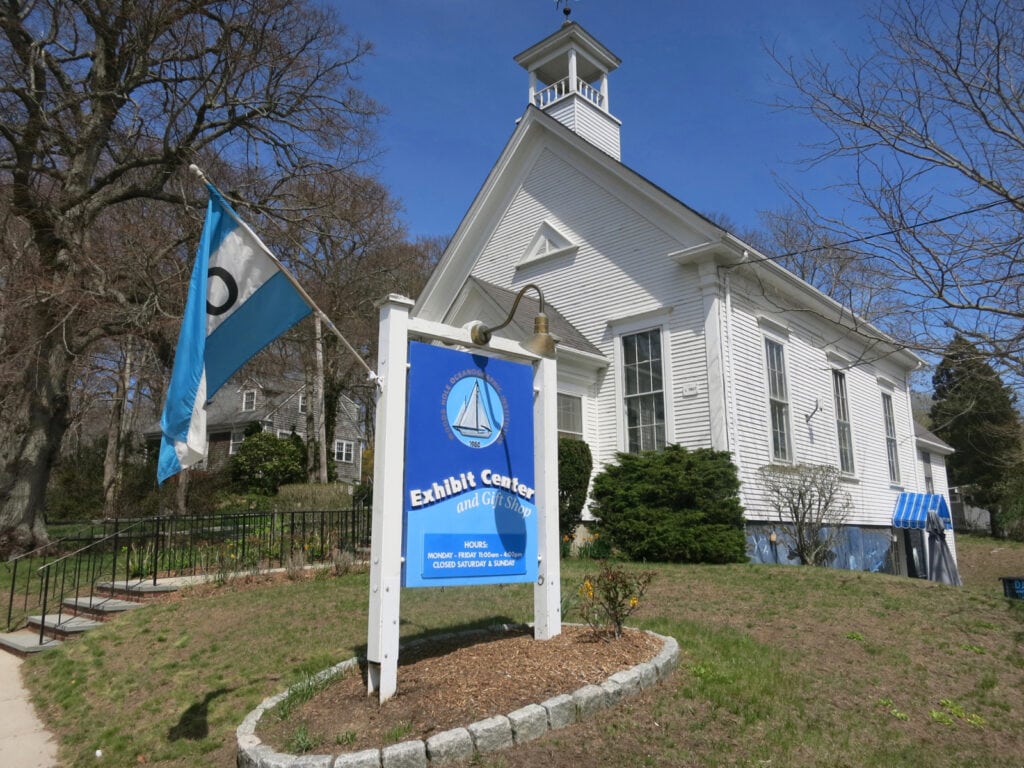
413, 20, 954, 574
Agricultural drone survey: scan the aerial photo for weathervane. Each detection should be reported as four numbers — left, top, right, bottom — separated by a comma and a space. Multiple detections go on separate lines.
555, 0, 576, 20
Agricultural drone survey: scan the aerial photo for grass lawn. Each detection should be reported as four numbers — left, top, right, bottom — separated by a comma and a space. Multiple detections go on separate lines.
20, 533, 1024, 767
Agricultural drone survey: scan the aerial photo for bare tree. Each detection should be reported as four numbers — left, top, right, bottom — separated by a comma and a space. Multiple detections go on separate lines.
0, 0, 379, 553
758, 463, 851, 567
773, 0, 1024, 382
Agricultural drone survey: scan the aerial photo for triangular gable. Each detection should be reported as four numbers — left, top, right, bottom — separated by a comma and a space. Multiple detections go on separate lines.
414, 105, 726, 324
413, 105, 923, 370
519, 220, 578, 268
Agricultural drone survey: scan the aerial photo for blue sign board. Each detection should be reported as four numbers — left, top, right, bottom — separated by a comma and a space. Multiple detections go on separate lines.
402, 341, 537, 587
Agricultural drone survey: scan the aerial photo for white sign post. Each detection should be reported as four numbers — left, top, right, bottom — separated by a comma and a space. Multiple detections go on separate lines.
365, 295, 561, 702
532, 350, 561, 640
365, 295, 413, 700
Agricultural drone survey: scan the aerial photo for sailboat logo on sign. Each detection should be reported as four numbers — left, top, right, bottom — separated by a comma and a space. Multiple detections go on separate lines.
445, 375, 505, 449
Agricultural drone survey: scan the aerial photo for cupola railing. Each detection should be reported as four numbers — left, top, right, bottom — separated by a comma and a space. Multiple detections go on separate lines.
533, 76, 605, 110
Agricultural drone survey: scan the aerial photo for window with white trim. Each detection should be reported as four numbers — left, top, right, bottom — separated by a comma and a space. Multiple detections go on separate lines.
298, 394, 308, 414
334, 439, 354, 463
242, 390, 256, 411
764, 338, 792, 461
920, 450, 934, 494
832, 370, 855, 474
881, 392, 901, 484
622, 329, 665, 453
229, 431, 245, 455
557, 393, 584, 440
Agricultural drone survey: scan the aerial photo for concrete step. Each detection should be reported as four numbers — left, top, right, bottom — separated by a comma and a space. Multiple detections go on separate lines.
0, 630, 63, 657
27, 613, 103, 640
63, 595, 144, 619
93, 580, 179, 600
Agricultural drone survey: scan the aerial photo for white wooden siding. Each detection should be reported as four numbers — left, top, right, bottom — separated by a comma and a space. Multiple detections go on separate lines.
471, 149, 715, 470
545, 98, 621, 160
462, 141, 929, 534
724, 270, 920, 528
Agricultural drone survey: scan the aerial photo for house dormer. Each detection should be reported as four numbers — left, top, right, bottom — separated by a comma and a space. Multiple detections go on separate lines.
514, 20, 622, 160
241, 388, 257, 411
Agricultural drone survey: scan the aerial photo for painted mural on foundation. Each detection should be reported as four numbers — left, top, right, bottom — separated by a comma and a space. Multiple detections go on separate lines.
746, 524, 896, 573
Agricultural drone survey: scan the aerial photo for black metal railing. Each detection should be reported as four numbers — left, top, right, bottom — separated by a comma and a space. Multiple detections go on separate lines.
3, 507, 370, 643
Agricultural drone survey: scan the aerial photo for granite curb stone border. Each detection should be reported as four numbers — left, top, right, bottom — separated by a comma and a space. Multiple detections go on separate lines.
236, 625, 679, 768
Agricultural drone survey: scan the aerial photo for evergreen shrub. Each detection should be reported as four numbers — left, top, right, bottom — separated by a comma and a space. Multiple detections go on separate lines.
229, 431, 305, 495
558, 437, 592, 540
590, 444, 746, 563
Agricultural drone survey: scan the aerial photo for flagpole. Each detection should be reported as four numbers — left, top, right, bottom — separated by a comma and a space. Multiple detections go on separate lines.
188, 164, 378, 384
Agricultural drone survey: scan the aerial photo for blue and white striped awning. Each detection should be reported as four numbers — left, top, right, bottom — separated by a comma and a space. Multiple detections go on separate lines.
892, 493, 952, 530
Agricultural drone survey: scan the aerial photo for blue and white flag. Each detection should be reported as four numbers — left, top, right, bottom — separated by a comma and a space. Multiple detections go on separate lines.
158, 188, 312, 483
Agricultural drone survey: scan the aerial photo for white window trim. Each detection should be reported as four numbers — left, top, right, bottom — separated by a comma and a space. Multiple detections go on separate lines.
229, 430, 245, 455
920, 449, 935, 494
763, 335, 793, 463
617, 326, 670, 453
242, 389, 257, 411
832, 369, 856, 476
557, 391, 585, 441
334, 439, 355, 463
881, 391, 902, 486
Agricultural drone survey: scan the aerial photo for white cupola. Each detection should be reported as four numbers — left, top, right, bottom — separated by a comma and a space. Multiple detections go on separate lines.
513, 20, 622, 160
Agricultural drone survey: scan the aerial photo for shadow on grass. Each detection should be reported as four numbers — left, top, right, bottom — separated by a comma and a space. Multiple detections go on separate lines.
168, 687, 233, 741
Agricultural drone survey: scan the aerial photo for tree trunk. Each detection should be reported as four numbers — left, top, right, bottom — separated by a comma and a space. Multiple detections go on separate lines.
0, 337, 71, 556
102, 346, 133, 518
315, 317, 328, 484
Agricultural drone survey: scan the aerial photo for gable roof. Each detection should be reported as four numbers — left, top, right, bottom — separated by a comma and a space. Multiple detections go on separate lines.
915, 421, 954, 455
144, 379, 359, 438
463, 276, 603, 358
415, 104, 923, 371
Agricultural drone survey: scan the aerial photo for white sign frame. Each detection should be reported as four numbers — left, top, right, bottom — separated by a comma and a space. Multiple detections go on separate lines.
365, 295, 561, 702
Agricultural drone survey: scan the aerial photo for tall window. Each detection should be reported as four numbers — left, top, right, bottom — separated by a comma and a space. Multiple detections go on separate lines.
557, 393, 584, 440
765, 338, 791, 461
242, 390, 256, 411
882, 392, 901, 483
832, 370, 855, 474
920, 450, 934, 494
298, 394, 308, 414
622, 329, 665, 453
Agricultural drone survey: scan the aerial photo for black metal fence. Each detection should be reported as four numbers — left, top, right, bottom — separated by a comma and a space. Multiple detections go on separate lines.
3, 507, 371, 640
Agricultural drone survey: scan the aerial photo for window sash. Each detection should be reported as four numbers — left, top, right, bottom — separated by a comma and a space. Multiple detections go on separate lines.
626, 393, 666, 453
882, 393, 900, 483
832, 370, 855, 474
921, 450, 935, 494
334, 440, 354, 463
622, 329, 665, 452
242, 390, 256, 411
557, 393, 584, 440
765, 339, 791, 461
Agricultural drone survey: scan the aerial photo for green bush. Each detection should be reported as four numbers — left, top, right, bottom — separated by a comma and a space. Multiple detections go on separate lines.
590, 444, 746, 563
229, 431, 305, 495
558, 437, 592, 540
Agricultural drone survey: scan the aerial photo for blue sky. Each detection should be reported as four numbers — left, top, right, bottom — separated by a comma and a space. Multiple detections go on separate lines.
336, 0, 871, 241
